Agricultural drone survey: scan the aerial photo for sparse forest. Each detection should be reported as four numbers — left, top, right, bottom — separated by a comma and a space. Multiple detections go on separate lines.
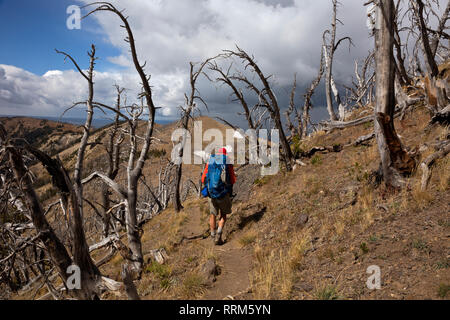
0, 0, 449, 301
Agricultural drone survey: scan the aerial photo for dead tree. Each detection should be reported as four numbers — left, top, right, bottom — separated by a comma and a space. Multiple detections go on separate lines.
82, 2, 158, 274
393, 0, 412, 85
429, 0, 450, 59
323, 0, 353, 121
344, 51, 376, 110
207, 61, 259, 131
0, 139, 73, 291
224, 46, 294, 171
172, 58, 215, 212
0, 173, 51, 295
52, 46, 103, 298
410, 0, 449, 110
207, 58, 271, 170
373, 0, 415, 189
302, 46, 326, 138
99, 85, 124, 237
0, 46, 116, 299
411, 0, 440, 77
420, 140, 450, 190
284, 74, 303, 139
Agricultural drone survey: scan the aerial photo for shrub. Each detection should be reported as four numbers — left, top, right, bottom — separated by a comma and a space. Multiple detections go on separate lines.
311, 155, 322, 166
145, 261, 172, 289
315, 285, 339, 300
239, 232, 257, 247
291, 135, 305, 158
149, 148, 167, 158
438, 284, 449, 298
182, 273, 205, 298
254, 176, 271, 186
360, 242, 369, 254
411, 238, 429, 251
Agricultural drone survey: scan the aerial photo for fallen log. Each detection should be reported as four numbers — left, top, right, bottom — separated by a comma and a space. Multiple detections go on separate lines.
321, 100, 423, 131
429, 104, 450, 126
322, 115, 374, 130
88, 234, 120, 253
350, 133, 375, 146
300, 144, 343, 158
420, 141, 450, 191
146, 248, 169, 264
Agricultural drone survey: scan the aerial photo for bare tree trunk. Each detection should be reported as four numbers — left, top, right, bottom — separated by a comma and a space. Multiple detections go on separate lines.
4, 139, 72, 290
413, 0, 439, 77
173, 59, 214, 212
68, 46, 102, 297
208, 61, 257, 131
225, 47, 293, 171
84, 3, 159, 275
324, 43, 339, 121
302, 46, 325, 138
374, 0, 415, 189
285, 74, 303, 138
430, 0, 450, 58
411, 0, 449, 110
393, 8, 412, 85
101, 86, 123, 237
322, 0, 352, 121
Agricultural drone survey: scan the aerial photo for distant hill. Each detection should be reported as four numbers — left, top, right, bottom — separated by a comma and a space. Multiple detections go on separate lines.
0, 116, 83, 156
0, 115, 175, 129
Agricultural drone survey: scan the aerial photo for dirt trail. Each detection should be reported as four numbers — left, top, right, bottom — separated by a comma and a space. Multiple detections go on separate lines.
180, 202, 253, 300
202, 239, 253, 300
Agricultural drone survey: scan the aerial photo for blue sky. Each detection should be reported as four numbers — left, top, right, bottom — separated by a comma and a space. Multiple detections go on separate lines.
0, 0, 121, 75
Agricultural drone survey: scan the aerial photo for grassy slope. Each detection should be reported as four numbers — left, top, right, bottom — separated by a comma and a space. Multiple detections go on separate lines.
96, 105, 449, 300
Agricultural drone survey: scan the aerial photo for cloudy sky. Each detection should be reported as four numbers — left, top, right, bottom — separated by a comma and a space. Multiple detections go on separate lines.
0, 0, 376, 128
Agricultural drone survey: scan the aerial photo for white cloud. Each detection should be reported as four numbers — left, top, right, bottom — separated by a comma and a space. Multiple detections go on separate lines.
2, 0, 377, 123
0, 64, 134, 117
43, 70, 64, 77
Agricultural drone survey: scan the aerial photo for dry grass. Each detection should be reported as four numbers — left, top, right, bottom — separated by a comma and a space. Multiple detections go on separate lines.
288, 231, 311, 270
250, 230, 311, 299
180, 273, 206, 299
152, 210, 189, 252
411, 183, 434, 209
239, 231, 257, 247
314, 283, 340, 300
251, 245, 275, 299
358, 187, 376, 231
437, 157, 450, 192
200, 244, 217, 263
334, 218, 346, 237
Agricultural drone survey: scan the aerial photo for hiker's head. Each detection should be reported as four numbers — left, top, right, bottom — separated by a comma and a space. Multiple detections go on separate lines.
218, 147, 227, 155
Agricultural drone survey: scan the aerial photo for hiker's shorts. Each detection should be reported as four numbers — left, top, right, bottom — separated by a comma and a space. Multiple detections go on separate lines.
209, 193, 232, 217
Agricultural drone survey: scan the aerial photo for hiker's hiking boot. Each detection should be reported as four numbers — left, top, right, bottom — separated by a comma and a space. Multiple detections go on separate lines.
214, 233, 223, 245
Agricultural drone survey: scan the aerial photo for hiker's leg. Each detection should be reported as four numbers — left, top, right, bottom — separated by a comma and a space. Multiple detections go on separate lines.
215, 214, 225, 237
216, 194, 231, 239
209, 214, 216, 235
218, 214, 227, 229
209, 198, 219, 237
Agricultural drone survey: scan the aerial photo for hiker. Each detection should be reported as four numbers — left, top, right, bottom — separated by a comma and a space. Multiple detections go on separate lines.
201, 147, 236, 245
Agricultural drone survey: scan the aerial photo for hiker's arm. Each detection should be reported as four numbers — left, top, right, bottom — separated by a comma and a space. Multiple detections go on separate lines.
229, 165, 236, 185
201, 164, 209, 185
